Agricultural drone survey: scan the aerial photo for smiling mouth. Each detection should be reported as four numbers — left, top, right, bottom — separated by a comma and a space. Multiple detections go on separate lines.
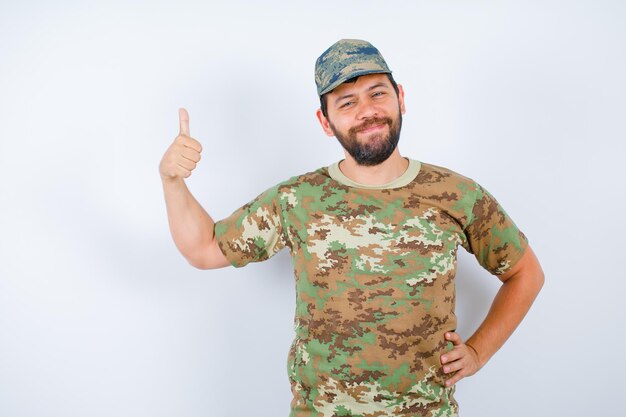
359, 124, 386, 133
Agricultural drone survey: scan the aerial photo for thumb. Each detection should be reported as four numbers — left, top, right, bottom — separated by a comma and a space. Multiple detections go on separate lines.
179, 107, 190, 136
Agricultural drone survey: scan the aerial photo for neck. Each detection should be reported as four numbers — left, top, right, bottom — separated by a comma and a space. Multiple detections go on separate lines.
338, 149, 409, 186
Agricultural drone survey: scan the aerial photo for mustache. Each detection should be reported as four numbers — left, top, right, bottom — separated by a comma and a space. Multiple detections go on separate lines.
350, 117, 393, 134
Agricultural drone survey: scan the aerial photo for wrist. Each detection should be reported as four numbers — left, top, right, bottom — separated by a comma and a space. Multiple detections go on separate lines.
161, 175, 185, 185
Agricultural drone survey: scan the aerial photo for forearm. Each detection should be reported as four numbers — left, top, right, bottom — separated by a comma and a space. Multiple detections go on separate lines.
465, 267, 544, 367
161, 177, 216, 264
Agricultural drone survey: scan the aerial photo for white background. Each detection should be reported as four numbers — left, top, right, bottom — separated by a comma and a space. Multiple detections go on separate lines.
1, 1, 624, 416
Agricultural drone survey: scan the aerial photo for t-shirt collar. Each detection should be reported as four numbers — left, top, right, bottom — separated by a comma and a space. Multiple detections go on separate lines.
328, 158, 421, 190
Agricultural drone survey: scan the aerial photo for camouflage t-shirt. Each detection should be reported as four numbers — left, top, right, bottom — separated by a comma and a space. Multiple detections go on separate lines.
214, 158, 528, 417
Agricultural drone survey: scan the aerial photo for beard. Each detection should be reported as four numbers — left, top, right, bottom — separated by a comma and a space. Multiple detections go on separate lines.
329, 110, 402, 166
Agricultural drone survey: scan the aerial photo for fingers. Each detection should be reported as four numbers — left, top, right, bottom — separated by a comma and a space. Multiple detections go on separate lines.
439, 332, 482, 387
180, 146, 201, 163
445, 332, 462, 346
443, 359, 464, 374
176, 163, 192, 177
440, 348, 462, 365
178, 135, 202, 153
169, 146, 200, 175
445, 371, 465, 387
442, 350, 469, 387
177, 157, 196, 171
179, 107, 190, 136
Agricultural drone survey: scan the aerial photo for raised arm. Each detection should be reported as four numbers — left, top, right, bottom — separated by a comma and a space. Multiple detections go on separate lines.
159, 108, 230, 270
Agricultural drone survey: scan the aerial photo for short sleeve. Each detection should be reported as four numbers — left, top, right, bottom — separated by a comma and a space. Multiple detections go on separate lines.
462, 182, 529, 276
213, 185, 287, 268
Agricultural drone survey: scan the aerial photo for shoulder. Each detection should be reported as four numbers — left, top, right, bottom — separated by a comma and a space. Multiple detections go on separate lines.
273, 165, 335, 195
414, 161, 476, 188
408, 161, 490, 227
277, 166, 330, 187
409, 161, 483, 204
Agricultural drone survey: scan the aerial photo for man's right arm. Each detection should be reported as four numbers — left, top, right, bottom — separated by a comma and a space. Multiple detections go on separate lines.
159, 108, 231, 270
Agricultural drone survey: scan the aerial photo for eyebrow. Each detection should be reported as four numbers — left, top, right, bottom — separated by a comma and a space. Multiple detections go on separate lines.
334, 83, 389, 105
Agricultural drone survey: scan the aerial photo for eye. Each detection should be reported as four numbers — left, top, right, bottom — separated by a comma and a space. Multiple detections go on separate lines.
339, 101, 354, 109
372, 91, 385, 98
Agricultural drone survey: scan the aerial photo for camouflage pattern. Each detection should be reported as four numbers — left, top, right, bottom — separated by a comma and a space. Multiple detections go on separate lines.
315, 39, 392, 96
214, 160, 528, 417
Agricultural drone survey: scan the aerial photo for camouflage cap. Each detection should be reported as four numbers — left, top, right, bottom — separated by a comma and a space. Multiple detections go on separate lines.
315, 39, 392, 96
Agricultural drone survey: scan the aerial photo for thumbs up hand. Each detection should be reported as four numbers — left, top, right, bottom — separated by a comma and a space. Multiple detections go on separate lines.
159, 108, 203, 181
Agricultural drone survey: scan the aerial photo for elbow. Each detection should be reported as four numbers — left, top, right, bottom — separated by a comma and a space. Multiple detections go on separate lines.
186, 254, 220, 270
536, 269, 545, 292
533, 256, 546, 292
187, 257, 212, 270
185, 240, 231, 270
525, 265, 545, 300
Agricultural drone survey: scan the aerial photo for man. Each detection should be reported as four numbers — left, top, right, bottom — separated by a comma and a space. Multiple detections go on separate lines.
159, 39, 544, 417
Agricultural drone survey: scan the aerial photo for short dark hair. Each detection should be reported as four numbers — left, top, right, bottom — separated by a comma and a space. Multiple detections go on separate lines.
319, 73, 400, 119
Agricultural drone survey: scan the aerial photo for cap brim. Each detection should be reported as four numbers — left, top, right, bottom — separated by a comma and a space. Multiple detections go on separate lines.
319, 69, 392, 96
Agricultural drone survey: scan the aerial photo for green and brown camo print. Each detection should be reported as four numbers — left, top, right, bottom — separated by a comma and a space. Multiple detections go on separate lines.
214, 159, 528, 417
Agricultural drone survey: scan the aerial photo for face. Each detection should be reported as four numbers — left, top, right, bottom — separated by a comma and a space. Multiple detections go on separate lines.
317, 73, 406, 166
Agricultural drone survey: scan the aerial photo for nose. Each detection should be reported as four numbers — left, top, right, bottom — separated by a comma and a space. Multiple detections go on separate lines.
355, 97, 379, 120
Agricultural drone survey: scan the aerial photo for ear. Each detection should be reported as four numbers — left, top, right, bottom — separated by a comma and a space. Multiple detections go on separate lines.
316, 108, 335, 137
397, 84, 406, 115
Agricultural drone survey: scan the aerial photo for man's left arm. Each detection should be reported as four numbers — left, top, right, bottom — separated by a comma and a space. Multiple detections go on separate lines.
440, 244, 545, 386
